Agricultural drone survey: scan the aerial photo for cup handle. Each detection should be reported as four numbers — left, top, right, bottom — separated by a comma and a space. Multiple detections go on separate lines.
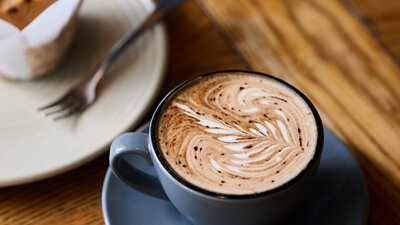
109, 132, 168, 200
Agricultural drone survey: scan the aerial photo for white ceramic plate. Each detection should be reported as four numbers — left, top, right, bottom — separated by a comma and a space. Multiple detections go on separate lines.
0, 0, 167, 187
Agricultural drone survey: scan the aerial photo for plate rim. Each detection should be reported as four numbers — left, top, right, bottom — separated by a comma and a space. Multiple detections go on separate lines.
0, 0, 168, 187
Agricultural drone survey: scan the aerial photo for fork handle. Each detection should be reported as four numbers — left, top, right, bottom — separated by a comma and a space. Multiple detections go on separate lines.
90, 0, 184, 86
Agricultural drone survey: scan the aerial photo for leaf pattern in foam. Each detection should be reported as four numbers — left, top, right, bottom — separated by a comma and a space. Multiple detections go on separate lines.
175, 102, 294, 147
174, 102, 297, 176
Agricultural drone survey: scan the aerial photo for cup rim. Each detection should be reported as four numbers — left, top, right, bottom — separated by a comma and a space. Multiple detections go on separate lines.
150, 70, 324, 200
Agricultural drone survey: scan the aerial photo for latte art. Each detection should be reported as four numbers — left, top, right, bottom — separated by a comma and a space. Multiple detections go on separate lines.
157, 72, 318, 195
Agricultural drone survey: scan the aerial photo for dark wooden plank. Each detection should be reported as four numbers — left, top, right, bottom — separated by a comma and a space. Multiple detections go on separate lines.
346, 0, 400, 62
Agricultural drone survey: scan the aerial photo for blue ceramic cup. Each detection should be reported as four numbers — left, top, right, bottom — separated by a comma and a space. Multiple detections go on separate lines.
109, 70, 324, 225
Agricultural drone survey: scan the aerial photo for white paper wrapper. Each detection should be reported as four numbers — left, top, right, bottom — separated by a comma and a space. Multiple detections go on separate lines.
0, 0, 82, 80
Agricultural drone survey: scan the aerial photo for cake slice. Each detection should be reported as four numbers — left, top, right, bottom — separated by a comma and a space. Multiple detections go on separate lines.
0, 0, 81, 80
0, 0, 57, 30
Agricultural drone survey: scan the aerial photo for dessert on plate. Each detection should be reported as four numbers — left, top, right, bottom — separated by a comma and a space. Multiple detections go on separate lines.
0, 0, 57, 30
0, 0, 82, 80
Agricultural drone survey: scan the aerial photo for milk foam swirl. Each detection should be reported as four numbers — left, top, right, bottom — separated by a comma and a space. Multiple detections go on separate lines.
157, 72, 318, 195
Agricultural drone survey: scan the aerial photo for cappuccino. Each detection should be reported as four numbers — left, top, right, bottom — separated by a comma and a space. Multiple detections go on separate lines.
157, 71, 318, 195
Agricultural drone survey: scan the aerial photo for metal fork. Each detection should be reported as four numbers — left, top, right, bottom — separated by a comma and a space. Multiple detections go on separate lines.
38, 0, 185, 120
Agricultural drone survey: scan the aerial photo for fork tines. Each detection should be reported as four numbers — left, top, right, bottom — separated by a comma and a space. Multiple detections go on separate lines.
38, 97, 81, 120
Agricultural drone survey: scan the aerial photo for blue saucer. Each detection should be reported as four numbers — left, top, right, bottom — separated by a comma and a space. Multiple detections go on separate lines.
102, 122, 369, 225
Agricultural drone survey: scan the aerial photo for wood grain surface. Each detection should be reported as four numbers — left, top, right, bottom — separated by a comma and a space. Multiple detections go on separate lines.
0, 0, 399, 224
347, 0, 400, 61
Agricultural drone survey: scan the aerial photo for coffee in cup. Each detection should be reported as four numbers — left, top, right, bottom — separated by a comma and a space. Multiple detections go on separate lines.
157, 71, 318, 195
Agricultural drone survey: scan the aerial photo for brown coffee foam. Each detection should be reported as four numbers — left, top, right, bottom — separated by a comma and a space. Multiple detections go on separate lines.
157, 72, 318, 195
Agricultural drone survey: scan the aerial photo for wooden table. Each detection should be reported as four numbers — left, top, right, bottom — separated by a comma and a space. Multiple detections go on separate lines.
1, 0, 399, 224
